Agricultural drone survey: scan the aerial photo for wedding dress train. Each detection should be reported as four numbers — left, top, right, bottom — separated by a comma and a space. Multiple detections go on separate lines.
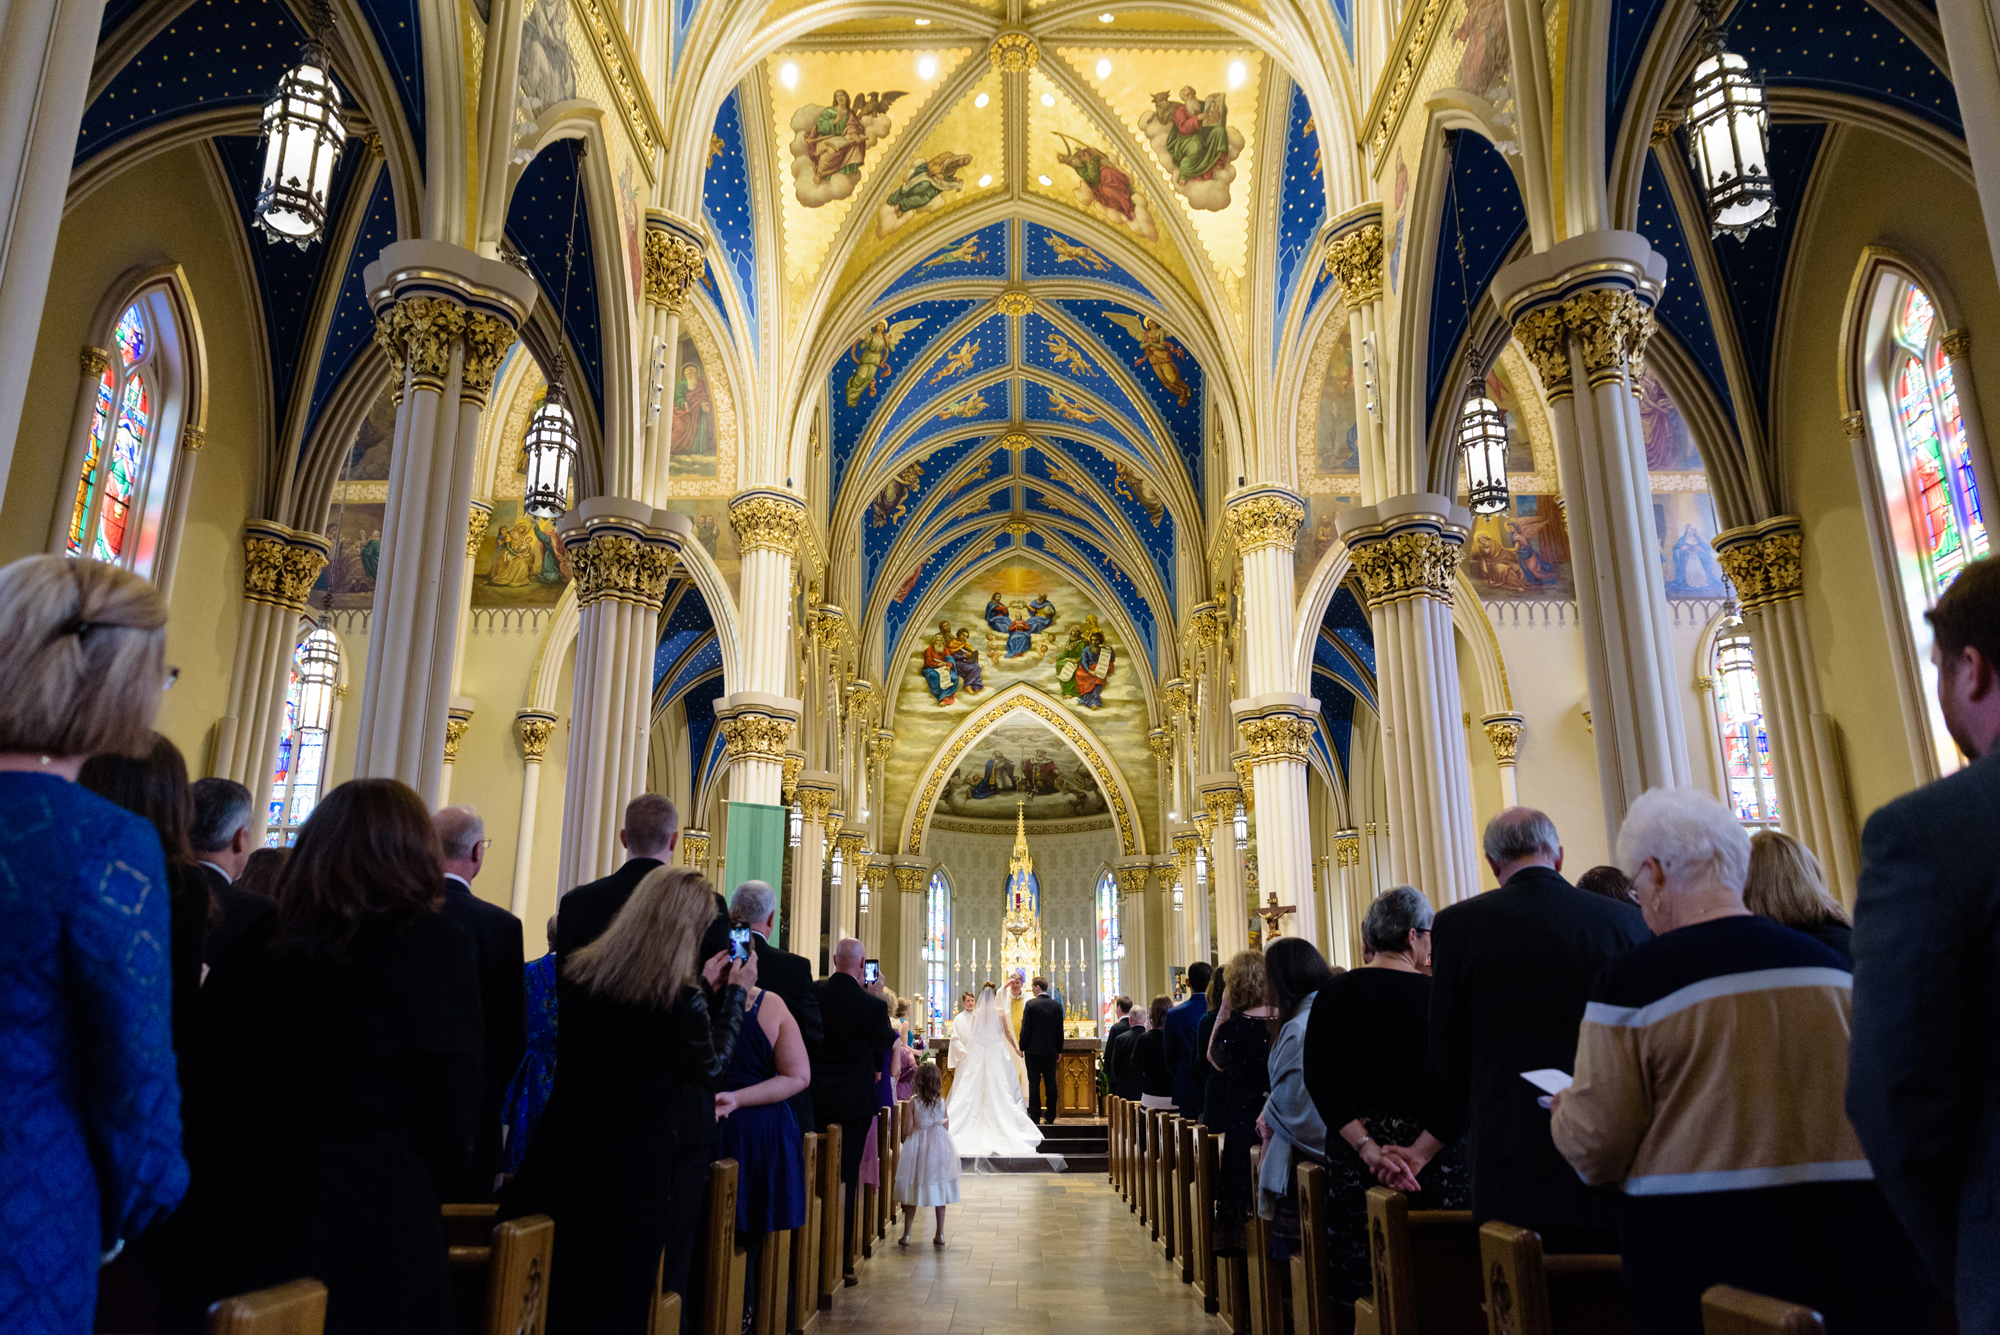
944, 986, 1046, 1158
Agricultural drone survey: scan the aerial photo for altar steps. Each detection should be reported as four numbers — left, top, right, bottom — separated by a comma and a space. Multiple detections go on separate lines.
971, 1120, 1110, 1174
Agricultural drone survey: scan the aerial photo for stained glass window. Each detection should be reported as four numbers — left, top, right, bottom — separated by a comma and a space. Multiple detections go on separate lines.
268, 629, 340, 846
924, 869, 951, 1036
68, 297, 177, 577
1096, 868, 1123, 1032
68, 371, 114, 556
1712, 630, 1779, 829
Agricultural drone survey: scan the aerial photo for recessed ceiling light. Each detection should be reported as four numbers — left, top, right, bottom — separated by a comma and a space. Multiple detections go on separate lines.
978, 173, 993, 186
779, 61, 799, 89
1095, 58, 1112, 77
914, 15, 930, 23
975, 92, 989, 107
1038, 173, 1053, 185
1099, 10, 1114, 19
1227, 60, 1247, 89
918, 55, 937, 78
1040, 92, 1055, 106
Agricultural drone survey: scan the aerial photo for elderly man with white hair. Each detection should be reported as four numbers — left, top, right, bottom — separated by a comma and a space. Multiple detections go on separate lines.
1550, 786, 1924, 1333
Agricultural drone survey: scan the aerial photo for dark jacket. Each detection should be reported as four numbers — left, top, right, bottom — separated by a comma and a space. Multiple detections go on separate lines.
555, 857, 665, 962
1429, 864, 1648, 1235
1163, 992, 1208, 1117
194, 861, 276, 971
752, 930, 822, 1128
1135, 1029, 1173, 1099
1850, 749, 2000, 1324
1107, 1024, 1145, 1101
438, 877, 526, 1201
1020, 993, 1065, 1057
810, 972, 896, 1132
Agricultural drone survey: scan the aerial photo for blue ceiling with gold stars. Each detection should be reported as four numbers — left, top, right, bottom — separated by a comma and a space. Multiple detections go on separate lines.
1275, 82, 1329, 367
306, 165, 398, 438
1311, 582, 1376, 779
702, 90, 757, 348
1427, 130, 1529, 413
1634, 154, 1734, 419
505, 139, 604, 417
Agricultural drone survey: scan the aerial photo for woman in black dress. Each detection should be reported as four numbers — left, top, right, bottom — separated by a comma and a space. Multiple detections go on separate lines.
1193, 967, 1227, 1129
1206, 950, 1273, 1253
503, 865, 752, 1334
1303, 885, 1468, 1321
198, 779, 483, 1335
1134, 993, 1176, 1113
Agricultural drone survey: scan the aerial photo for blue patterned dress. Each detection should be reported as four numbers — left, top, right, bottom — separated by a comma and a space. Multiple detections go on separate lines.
502, 952, 559, 1174
0, 773, 188, 1334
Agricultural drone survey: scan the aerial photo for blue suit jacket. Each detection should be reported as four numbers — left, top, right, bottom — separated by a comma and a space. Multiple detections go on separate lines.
1163, 993, 1209, 1118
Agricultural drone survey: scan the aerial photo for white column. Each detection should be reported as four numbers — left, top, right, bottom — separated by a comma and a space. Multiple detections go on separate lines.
1332, 830, 1362, 967
793, 778, 836, 973
1200, 780, 1249, 957
893, 859, 928, 1002
1336, 497, 1482, 904
213, 524, 330, 799
352, 241, 535, 805
1936, 0, 2000, 292
829, 828, 862, 945
1321, 210, 1392, 499
437, 698, 475, 805
638, 213, 707, 503
1116, 864, 1152, 1003
720, 489, 809, 805
511, 710, 557, 918
1482, 714, 1524, 808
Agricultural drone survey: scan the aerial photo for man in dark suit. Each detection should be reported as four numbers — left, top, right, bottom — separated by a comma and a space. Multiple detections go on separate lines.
1850, 557, 2000, 1329
1106, 1003, 1147, 1103
435, 805, 526, 1201
189, 777, 277, 966
555, 793, 682, 960
1020, 977, 1066, 1125
730, 878, 822, 1129
1427, 806, 1648, 1251
1105, 994, 1135, 1047
813, 936, 896, 1284
1163, 961, 1212, 1119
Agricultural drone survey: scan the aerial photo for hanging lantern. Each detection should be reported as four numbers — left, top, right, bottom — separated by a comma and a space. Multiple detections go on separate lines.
1459, 375, 1510, 516
254, 29, 346, 247
859, 861, 872, 916
522, 370, 578, 518
788, 800, 803, 848
1172, 877, 1185, 912
1685, 5, 1775, 240
1194, 844, 1208, 895
830, 846, 844, 898
1233, 801, 1248, 852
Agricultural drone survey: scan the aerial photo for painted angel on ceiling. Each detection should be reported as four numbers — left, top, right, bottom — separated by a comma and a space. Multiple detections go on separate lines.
790, 89, 906, 208
844, 315, 926, 407
1103, 311, 1194, 408
877, 151, 974, 237
1140, 87, 1245, 211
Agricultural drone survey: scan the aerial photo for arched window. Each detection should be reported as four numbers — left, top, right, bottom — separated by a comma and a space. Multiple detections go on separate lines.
67, 294, 187, 578
924, 869, 951, 1037
1096, 868, 1122, 1032
268, 628, 341, 845
1710, 627, 1779, 829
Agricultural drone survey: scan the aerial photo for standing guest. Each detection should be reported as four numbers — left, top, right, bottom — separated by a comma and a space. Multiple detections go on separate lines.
0, 555, 185, 1335
1745, 831, 1852, 963
199, 778, 481, 1335
1255, 940, 1334, 1229
891, 998, 919, 1101
188, 777, 278, 966
1020, 977, 1066, 1125
556, 794, 685, 960
233, 847, 289, 900
813, 938, 897, 1286
1430, 807, 1648, 1249
1577, 864, 1639, 906
1135, 995, 1176, 1115
1849, 555, 2000, 1328
502, 916, 560, 1175
858, 983, 912, 1202
1163, 960, 1212, 1120
1207, 951, 1273, 1254
1106, 999, 1146, 1104
1105, 994, 1135, 1046
433, 806, 527, 1201
1554, 787, 1922, 1333
1304, 887, 1469, 1321
730, 878, 823, 1130
715, 966, 810, 1332
894, 1062, 961, 1247
1194, 968, 1227, 1128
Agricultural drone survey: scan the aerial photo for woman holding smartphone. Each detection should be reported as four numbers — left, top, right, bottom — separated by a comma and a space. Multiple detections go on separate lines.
714, 965, 809, 1332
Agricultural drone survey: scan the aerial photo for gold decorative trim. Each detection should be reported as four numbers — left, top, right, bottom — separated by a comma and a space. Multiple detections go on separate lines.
1238, 713, 1315, 762
926, 814, 1115, 836
1147, 727, 1172, 762
729, 491, 809, 553
1712, 517, 1804, 608
1333, 833, 1361, 867
781, 751, 804, 802
1840, 411, 1866, 440
569, 532, 676, 608
1163, 677, 1189, 719
242, 526, 331, 612
1226, 490, 1306, 553
80, 346, 110, 377
517, 713, 557, 761
645, 228, 704, 311
572, 0, 661, 163
994, 290, 1035, 316
459, 311, 517, 398
988, 30, 1039, 70
796, 785, 837, 827
893, 863, 929, 894
1482, 716, 1524, 764
1347, 529, 1462, 606
1513, 305, 1572, 399
1942, 328, 1972, 360
1322, 224, 1384, 305
720, 714, 796, 761
1368, 0, 1447, 156
1115, 865, 1152, 897
443, 715, 472, 763
180, 425, 206, 453
682, 830, 711, 866
465, 504, 492, 559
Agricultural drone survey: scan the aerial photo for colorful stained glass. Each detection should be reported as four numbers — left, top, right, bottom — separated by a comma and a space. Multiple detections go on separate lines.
924, 870, 951, 1036
68, 371, 114, 556
72, 301, 170, 572
114, 305, 147, 365
1713, 632, 1778, 826
94, 376, 148, 560
1933, 345, 1987, 562
1096, 869, 1122, 1030
268, 630, 340, 846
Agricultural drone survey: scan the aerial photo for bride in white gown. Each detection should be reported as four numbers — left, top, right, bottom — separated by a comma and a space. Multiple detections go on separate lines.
945, 983, 1046, 1157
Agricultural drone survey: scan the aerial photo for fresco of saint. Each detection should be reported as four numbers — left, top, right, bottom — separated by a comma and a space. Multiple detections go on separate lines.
921, 632, 960, 705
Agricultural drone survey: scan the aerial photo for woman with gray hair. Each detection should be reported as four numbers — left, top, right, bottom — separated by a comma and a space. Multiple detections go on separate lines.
0, 556, 188, 1335
1551, 786, 1922, 1332
1302, 886, 1469, 1321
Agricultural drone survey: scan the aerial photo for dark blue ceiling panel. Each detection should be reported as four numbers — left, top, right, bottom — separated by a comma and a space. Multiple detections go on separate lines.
702, 90, 757, 344
861, 436, 985, 596
683, 672, 725, 784
1635, 153, 1734, 420
304, 164, 397, 439
1020, 221, 1156, 305
1426, 131, 1529, 415
829, 295, 980, 494
1606, 0, 1673, 169
505, 139, 604, 417
1310, 669, 1357, 778
1731, 0, 1959, 132
1708, 121, 1824, 424
1319, 582, 1376, 679
872, 222, 1010, 309
1276, 80, 1329, 365
350, 0, 425, 167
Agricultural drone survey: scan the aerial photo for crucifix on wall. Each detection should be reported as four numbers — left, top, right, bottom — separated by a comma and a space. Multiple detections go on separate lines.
1254, 893, 1296, 941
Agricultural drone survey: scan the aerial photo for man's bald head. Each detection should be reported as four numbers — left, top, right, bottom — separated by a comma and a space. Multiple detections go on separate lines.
832, 937, 866, 978
435, 805, 487, 882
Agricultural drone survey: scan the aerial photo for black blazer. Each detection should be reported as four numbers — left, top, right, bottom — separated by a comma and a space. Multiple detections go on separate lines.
809, 973, 895, 1130
1429, 864, 1649, 1233
1020, 993, 1065, 1057
438, 878, 526, 1200
1106, 1025, 1144, 1101
752, 931, 822, 1128
195, 862, 276, 971
1850, 750, 2000, 1316
555, 858, 665, 962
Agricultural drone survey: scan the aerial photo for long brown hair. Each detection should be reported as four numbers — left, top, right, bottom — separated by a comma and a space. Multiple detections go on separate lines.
1745, 830, 1850, 929
78, 731, 195, 866
274, 778, 443, 957
914, 1060, 943, 1108
566, 865, 714, 1009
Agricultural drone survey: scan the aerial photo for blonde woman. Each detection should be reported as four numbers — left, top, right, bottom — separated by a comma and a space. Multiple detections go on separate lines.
502, 866, 754, 1335
1745, 830, 1853, 963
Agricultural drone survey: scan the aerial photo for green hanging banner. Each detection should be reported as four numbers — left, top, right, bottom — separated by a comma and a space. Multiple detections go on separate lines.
723, 800, 787, 944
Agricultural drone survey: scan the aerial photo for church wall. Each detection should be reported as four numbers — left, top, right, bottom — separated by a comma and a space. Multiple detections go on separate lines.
1773, 125, 2000, 822
1455, 629, 1505, 885
1484, 609, 1611, 868
6, 144, 266, 772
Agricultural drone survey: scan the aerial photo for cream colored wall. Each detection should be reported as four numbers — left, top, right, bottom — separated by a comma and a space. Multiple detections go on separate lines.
1485, 606, 1611, 870
6, 144, 266, 772
1774, 125, 2000, 824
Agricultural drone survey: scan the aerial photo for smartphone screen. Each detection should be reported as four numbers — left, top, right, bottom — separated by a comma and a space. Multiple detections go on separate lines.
863, 958, 881, 984
729, 926, 753, 962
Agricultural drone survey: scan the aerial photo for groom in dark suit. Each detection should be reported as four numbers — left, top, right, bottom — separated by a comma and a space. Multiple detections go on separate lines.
1020, 977, 1066, 1124
1850, 557, 2000, 1330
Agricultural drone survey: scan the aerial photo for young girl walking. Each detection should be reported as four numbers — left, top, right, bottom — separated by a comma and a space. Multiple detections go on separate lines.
895, 1061, 962, 1246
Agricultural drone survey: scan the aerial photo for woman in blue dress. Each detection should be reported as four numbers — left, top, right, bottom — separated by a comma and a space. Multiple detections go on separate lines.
0, 555, 187, 1335
715, 978, 810, 1330
502, 916, 561, 1174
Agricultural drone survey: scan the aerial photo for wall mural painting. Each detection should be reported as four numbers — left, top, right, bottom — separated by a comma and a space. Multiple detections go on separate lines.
1293, 495, 1357, 590
514, 0, 576, 153
1388, 150, 1408, 295
619, 160, 643, 305
1053, 134, 1159, 241
1638, 372, 1703, 471
791, 89, 906, 208
939, 717, 1109, 819
876, 151, 974, 237
472, 499, 572, 608
662, 498, 742, 603
872, 461, 924, 527
845, 314, 927, 407
1314, 322, 1361, 478
1464, 493, 1574, 600
667, 335, 717, 478
314, 504, 385, 611
1655, 492, 1728, 598
1453, 0, 1513, 108
343, 385, 397, 480
1139, 87, 1244, 211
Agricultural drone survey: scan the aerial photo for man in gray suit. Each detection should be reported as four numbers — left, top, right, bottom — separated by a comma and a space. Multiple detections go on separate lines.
1850, 556, 2000, 1330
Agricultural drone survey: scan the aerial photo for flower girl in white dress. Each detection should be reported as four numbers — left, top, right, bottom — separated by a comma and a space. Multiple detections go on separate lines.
895, 1061, 962, 1246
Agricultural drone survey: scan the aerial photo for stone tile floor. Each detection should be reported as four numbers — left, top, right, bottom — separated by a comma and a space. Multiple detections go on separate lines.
818, 1170, 1224, 1335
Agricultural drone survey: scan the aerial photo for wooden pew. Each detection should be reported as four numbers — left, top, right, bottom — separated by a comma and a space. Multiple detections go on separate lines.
206, 1279, 328, 1335
817, 1124, 843, 1311
1115, 1100, 1129, 1203
691, 1159, 748, 1335
1353, 1187, 1481, 1335
1175, 1116, 1198, 1286
1477, 1221, 1630, 1335
1159, 1114, 1180, 1262
752, 1228, 791, 1335
440, 1203, 555, 1335
1244, 1146, 1289, 1335
788, 1133, 820, 1335
650, 1256, 682, 1335
1144, 1110, 1160, 1237
1700, 1287, 1826, 1335
1193, 1128, 1221, 1314
1291, 1161, 1331, 1335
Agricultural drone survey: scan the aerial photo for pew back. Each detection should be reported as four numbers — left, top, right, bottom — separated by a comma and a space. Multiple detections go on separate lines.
1477, 1221, 1628, 1335
1357, 1188, 1481, 1335
482, 1215, 554, 1335
1700, 1286, 1826, 1335
205, 1279, 328, 1335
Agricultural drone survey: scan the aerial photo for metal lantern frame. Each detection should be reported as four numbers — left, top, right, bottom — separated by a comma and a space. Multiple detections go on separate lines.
858, 857, 872, 916
1684, 3, 1776, 240
788, 799, 803, 848
522, 368, 579, 518
254, 23, 346, 247
1233, 800, 1248, 851
1459, 373, 1511, 516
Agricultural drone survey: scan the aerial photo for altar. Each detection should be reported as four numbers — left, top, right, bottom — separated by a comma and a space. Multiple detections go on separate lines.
930, 1036, 1102, 1118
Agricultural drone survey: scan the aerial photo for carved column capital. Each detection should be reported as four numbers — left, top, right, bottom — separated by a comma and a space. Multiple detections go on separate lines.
1562, 288, 1653, 388
1200, 786, 1244, 829
80, 345, 110, 378
644, 226, 705, 311
1942, 327, 1973, 360
729, 489, 810, 553
1237, 710, 1317, 763
443, 709, 473, 763
1163, 676, 1189, 719
180, 425, 206, 453
1226, 487, 1307, 553
466, 502, 493, 558
720, 713, 797, 762
1333, 830, 1362, 867
1147, 727, 1173, 763
893, 862, 929, 895
1186, 601, 1227, 649
1512, 305, 1572, 399
242, 521, 332, 612
1481, 713, 1525, 764
1840, 411, 1867, 440
458, 310, 518, 400
1323, 223, 1385, 305
516, 710, 558, 762
1114, 864, 1152, 898
781, 750, 805, 803
681, 828, 711, 867
568, 527, 676, 609
374, 295, 467, 390
1344, 527, 1462, 606
1712, 516, 1804, 609
796, 782, 838, 827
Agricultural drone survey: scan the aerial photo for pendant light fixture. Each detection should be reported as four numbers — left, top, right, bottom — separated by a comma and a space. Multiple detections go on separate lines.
1685, 0, 1775, 239
858, 856, 872, 916
1172, 876, 1184, 912
788, 799, 803, 848
1459, 366, 1510, 516
254, 0, 346, 247
523, 143, 588, 519
1233, 799, 1249, 852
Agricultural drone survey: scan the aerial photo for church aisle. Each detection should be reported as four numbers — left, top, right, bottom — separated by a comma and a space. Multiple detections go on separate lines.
819, 1173, 1225, 1335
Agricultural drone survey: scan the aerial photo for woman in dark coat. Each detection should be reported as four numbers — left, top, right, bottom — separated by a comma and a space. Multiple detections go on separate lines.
1194, 968, 1227, 1129
502, 865, 752, 1335
198, 779, 482, 1335
1207, 950, 1274, 1253
1135, 993, 1176, 1113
